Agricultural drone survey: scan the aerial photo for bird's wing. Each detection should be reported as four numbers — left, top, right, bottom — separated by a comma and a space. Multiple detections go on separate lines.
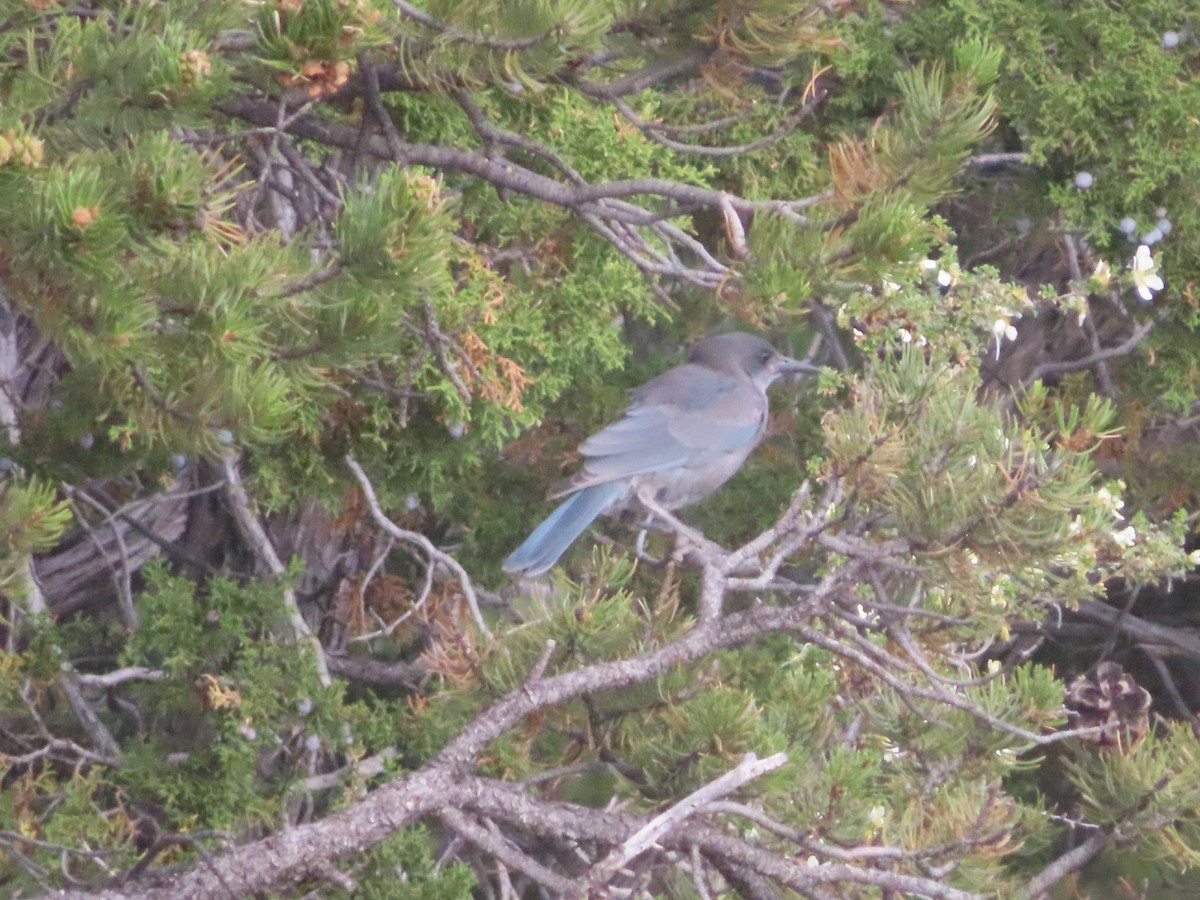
559, 365, 765, 492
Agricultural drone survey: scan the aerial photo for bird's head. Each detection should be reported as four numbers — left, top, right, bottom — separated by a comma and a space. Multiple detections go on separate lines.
689, 332, 817, 390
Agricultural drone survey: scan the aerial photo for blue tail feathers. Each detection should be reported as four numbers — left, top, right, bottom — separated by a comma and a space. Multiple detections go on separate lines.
502, 483, 624, 576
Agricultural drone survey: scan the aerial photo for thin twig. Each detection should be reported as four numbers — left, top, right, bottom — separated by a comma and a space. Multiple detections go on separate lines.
62, 487, 138, 630
358, 53, 407, 163
809, 300, 851, 371
964, 152, 1031, 167
1063, 234, 1118, 395
608, 91, 822, 159
221, 453, 332, 686
345, 455, 492, 638
440, 807, 575, 893
1072, 599, 1200, 662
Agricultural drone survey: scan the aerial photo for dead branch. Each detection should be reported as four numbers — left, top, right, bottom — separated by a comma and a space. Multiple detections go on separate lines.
345, 454, 492, 638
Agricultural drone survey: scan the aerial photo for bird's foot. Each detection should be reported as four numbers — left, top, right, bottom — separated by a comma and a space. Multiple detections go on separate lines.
634, 488, 723, 560
632, 527, 664, 566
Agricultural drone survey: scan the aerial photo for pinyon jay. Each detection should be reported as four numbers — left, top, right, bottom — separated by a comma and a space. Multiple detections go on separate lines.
503, 332, 816, 576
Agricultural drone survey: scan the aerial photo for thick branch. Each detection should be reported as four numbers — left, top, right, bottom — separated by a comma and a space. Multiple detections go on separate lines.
569, 751, 788, 897
432, 596, 829, 771
1020, 829, 1110, 899
1070, 599, 1200, 661
1027, 321, 1153, 383
324, 653, 426, 688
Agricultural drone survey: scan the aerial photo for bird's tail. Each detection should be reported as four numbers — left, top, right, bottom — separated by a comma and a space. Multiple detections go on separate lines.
502, 482, 624, 576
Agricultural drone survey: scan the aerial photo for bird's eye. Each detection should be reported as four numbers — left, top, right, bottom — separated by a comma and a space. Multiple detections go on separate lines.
758, 348, 773, 364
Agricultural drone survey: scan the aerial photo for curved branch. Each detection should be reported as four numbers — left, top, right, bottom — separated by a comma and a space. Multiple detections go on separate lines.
215, 94, 826, 287
346, 455, 492, 638
36, 497, 1113, 900
607, 89, 824, 158
569, 49, 715, 99
1027, 321, 1153, 383
220, 94, 822, 217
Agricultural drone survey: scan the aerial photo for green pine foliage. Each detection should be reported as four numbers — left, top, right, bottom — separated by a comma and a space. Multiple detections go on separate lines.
2, 0, 1200, 895
337, 826, 476, 899
882, 0, 1200, 423
0, 477, 70, 598
1065, 723, 1200, 867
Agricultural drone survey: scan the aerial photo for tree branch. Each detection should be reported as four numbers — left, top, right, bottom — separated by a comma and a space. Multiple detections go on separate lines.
1020, 829, 1110, 899
568, 751, 788, 897
1027, 321, 1153, 383
221, 453, 332, 687
215, 94, 826, 288
345, 455, 492, 638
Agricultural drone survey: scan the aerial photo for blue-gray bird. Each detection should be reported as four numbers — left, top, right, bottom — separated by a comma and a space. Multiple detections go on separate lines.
503, 333, 815, 576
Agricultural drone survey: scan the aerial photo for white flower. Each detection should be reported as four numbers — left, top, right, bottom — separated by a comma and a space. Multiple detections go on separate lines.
937, 269, 953, 289
1065, 294, 1089, 327
898, 327, 913, 343
1095, 487, 1125, 517
989, 583, 1008, 608
882, 279, 901, 296
1112, 526, 1137, 548
1090, 259, 1112, 289
991, 318, 1018, 359
868, 805, 887, 828
1189, 549, 1200, 566
1131, 244, 1164, 301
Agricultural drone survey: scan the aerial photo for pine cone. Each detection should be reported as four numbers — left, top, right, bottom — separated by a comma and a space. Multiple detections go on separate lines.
1064, 661, 1151, 751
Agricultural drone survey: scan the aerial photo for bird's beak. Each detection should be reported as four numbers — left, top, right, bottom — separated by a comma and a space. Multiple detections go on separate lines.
773, 353, 820, 377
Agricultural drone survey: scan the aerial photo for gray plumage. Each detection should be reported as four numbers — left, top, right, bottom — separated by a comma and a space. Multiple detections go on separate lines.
503, 333, 814, 576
